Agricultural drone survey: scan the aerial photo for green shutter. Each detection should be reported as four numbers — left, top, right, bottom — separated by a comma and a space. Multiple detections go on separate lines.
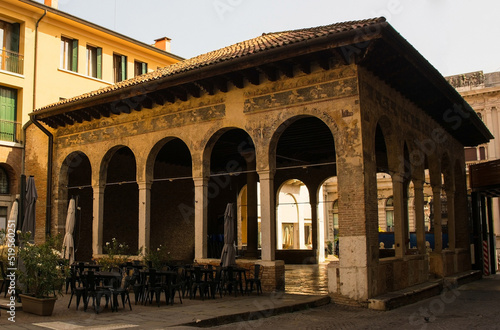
141, 62, 147, 74
96, 47, 102, 79
71, 39, 78, 72
0, 87, 17, 142
121, 55, 127, 81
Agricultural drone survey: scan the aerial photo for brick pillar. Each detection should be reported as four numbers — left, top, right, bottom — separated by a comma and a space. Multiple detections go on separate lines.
446, 187, 456, 251
414, 179, 426, 254
432, 186, 442, 253
259, 170, 276, 261
194, 177, 208, 260
92, 185, 104, 255
138, 182, 151, 254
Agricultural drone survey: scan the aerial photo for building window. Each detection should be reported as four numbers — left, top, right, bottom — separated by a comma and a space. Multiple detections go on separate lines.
0, 86, 18, 142
134, 60, 147, 77
0, 167, 8, 194
0, 206, 7, 231
479, 146, 486, 160
86, 45, 102, 79
332, 199, 339, 239
113, 54, 127, 82
465, 147, 477, 162
60, 36, 78, 72
386, 196, 394, 232
0, 19, 22, 74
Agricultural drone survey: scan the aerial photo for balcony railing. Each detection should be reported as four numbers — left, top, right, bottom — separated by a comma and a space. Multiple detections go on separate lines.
0, 120, 21, 143
0, 48, 24, 75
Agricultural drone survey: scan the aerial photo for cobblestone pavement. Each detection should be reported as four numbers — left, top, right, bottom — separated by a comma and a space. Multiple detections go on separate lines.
215, 274, 500, 330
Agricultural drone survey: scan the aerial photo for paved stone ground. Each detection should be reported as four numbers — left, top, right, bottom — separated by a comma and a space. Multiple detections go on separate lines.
215, 274, 500, 330
1, 262, 499, 330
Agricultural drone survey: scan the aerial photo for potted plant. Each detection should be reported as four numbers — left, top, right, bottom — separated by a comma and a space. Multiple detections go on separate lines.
17, 231, 68, 316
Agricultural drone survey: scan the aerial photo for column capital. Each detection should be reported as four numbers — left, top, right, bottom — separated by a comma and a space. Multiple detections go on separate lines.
137, 181, 152, 190
257, 169, 276, 180
193, 177, 209, 186
413, 179, 424, 190
392, 172, 405, 183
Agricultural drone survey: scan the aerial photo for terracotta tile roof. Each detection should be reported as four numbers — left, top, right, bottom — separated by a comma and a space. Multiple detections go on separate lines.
35, 17, 386, 112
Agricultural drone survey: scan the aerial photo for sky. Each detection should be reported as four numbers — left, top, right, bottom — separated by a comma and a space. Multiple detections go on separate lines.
36, 0, 500, 77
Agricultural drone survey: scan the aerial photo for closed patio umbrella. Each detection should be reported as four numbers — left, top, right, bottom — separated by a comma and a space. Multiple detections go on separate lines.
8, 200, 18, 228
62, 198, 76, 264
220, 203, 236, 267
22, 176, 37, 240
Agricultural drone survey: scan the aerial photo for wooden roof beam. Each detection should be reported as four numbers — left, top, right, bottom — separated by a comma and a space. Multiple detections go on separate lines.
242, 68, 261, 85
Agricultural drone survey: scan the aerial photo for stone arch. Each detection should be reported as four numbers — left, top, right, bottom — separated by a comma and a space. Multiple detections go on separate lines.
204, 127, 258, 258
268, 114, 339, 172
148, 137, 194, 261
101, 145, 139, 254
59, 151, 93, 261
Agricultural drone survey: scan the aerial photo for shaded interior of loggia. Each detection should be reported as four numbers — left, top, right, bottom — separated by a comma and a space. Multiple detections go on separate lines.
63, 116, 340, 264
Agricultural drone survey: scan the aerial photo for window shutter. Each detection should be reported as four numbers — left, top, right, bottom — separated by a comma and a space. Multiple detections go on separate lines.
141, 62, 147, 74
71, 39, 78, 72
96, 47, 102, 79
121, 55, 127, 81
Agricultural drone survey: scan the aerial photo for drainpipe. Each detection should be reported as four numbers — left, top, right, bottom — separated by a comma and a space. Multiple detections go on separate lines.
29, 10, 53, 237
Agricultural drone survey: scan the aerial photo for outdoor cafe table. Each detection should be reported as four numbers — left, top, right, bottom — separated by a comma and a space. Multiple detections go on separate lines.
138, 269, 177, 304
222, 266, 247, 295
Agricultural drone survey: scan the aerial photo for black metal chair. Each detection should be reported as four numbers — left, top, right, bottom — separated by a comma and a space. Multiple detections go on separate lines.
132, 269, 146, 305
169, 267, 186, 305
245, 264, 263, 295
109, 275, 132, 312
84, 271, 112, 313
190, 267, 209, 300
223, 266, 240, 297
143, 269, 163, 307
67, 268, 87, 310
207, 266, 223, 299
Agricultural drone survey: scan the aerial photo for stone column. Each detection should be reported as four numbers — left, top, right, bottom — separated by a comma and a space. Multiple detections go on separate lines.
92, 184, 104, 255
194, 177, 208, 260
138, 182, 151, 254
446, 187, 456, 251
310, 191, 319, 261
246, 169, 259, 258
258, 170, 276, 261
432, 186, 443, 253
413, 179, 426, 254
392, 173, 406, 258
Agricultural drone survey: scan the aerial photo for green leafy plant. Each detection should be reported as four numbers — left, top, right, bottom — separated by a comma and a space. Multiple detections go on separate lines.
327, 241, 333, 255
96, 237, 129, 271
17, 231, 68, 298
142, 244, 171, 270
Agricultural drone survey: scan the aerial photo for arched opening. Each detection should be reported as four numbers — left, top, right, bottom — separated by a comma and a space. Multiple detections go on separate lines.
61, 152, 92, 261
103, 147, 138, 254
274, 116, 336, 264
374, 123, 395, 258
207, 128, 258, 259
150, 138, 194, 262
276, 180, 310, 250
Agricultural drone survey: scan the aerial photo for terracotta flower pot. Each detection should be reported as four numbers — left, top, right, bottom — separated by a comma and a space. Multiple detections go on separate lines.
19, 294, 57, 316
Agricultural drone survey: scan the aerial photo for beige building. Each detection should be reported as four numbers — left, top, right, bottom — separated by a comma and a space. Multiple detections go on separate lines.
26, 18, 491, 303
446, 71, 500, 271
0, 0, 181, 232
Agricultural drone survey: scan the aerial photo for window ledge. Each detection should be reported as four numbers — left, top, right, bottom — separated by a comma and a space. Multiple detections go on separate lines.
57, 68, 112, 85
0, 141, 23, 148
0, 69, 24, 79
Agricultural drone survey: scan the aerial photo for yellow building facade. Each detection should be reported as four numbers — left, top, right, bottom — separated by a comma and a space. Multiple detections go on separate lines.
0, 0, 181, 229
